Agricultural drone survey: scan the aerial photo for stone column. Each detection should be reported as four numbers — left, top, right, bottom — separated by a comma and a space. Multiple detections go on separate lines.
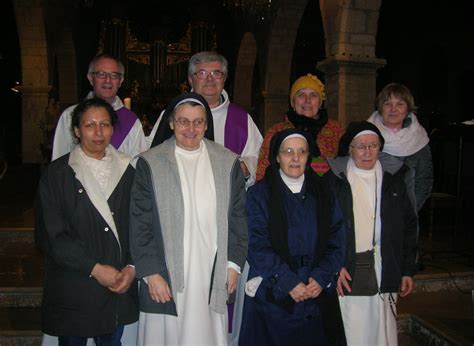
317, 55, 385, 126
17, 86, 51, 163
260, 91, 288, 131
13, 0, 50, 163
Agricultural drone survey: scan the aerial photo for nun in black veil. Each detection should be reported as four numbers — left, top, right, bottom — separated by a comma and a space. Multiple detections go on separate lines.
239, 128, 346, 345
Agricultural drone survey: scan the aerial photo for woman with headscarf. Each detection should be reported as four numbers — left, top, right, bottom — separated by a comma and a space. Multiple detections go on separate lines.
326, 121, 418, 345
368, 83, 433, 211
129, 92, 248, 345
256, 74, 344, 180
239, 128, 346, 346
35, 98, 138, 345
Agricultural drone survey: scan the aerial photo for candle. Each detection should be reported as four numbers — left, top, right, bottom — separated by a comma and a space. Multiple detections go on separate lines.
123, 97, 132, 109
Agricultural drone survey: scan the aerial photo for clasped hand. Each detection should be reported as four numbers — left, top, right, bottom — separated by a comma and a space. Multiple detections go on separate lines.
91, 263, 135, 294
289, 277, 322, 303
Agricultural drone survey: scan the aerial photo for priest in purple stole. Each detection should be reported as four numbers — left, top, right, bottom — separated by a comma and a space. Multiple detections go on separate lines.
149, 51, 262, 189
52, 53, 148, 161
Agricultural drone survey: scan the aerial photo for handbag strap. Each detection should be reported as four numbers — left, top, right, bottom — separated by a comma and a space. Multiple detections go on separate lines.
371, 172, 378, 248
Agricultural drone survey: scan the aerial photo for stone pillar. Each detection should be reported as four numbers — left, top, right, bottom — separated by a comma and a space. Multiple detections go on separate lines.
260, 92, 288, 131
13, 0, 50, 163
317, 55, 385, 126
18, 86, 51, 163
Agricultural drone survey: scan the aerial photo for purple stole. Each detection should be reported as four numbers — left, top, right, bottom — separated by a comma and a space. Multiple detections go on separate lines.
225, 102, 249, 334
110, 107, 138, 149
224, 103, 248, 155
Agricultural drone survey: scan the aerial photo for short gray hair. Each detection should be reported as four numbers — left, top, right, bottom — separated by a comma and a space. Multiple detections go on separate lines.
188, 51, 228, 79
87, 53, 125, 75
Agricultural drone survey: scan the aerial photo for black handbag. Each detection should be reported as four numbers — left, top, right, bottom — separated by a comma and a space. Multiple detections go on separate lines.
345, 249, 378, 296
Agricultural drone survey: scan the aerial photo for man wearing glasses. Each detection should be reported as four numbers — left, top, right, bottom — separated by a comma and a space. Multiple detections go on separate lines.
52, 53, 148, 161
150, 51, 263, 188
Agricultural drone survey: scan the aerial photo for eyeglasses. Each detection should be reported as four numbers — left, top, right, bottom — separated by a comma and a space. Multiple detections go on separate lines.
173, 117, 207, 128
193, 70, 225, 80
91, 71, 123, 80
350, 143, 380, 152
279, 148, 309, 157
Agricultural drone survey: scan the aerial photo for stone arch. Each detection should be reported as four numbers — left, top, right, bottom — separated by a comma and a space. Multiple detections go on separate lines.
233, 32, 257, 114
13, 0, 51, 163
261, 0, 309, 131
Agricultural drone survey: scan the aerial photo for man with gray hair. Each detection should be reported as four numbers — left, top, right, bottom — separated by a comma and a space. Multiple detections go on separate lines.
52, 53, 148, 161
150, 51, 263, 187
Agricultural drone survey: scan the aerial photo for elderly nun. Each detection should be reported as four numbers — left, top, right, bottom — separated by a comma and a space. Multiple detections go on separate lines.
326, 121, 418, 345
129, 92, 248, 346
239, 128, 346, 346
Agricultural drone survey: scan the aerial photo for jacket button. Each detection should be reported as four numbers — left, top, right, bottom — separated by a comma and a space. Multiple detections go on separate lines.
111, 211, 114, 215
104, 227, 109, 232
78, 188, 83, 193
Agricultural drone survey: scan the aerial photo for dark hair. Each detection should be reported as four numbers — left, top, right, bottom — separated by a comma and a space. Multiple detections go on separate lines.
71, 98, 117, 142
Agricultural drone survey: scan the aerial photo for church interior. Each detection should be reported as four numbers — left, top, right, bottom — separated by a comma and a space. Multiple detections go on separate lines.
0, 0, 473, 344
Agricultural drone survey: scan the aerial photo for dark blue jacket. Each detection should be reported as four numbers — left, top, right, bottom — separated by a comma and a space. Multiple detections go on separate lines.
239, 174, 346, 346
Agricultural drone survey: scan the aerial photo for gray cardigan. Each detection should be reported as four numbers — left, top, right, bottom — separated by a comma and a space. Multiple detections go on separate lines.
130, 137, 248, 315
